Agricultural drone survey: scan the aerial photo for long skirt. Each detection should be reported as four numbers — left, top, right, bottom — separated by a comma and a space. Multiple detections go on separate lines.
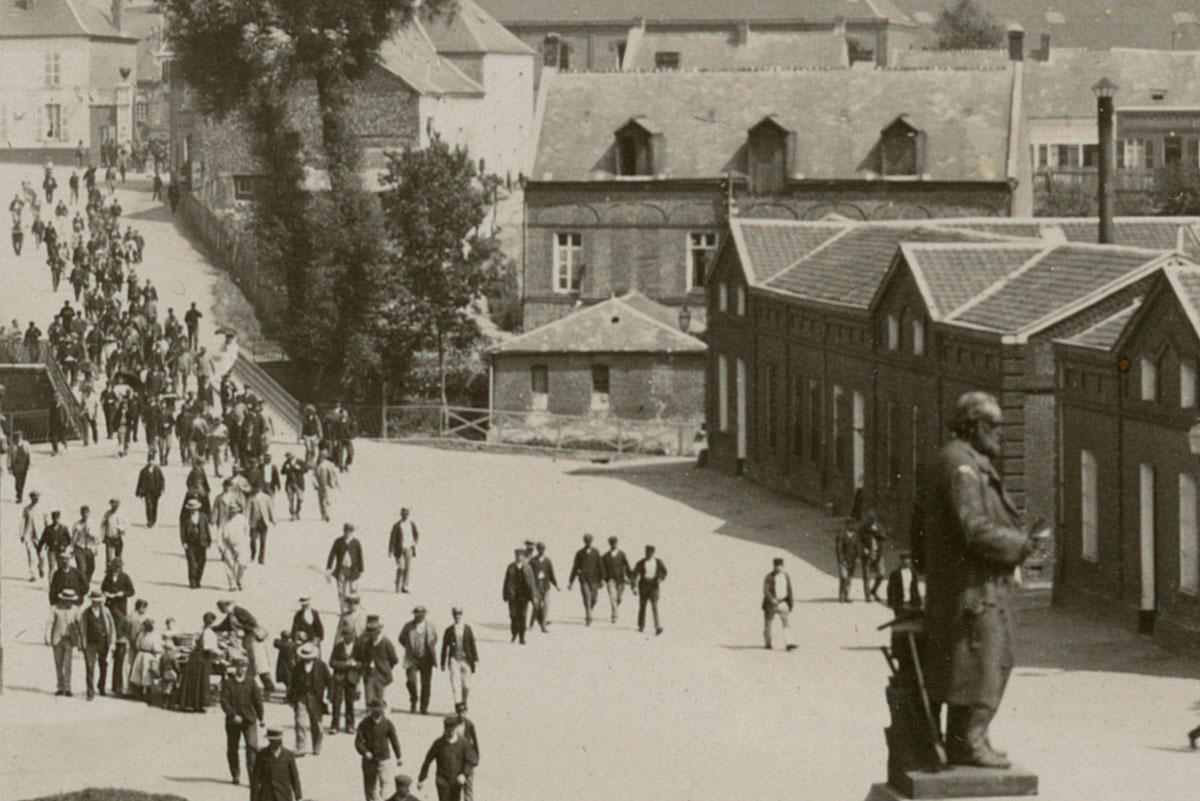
129, 651, 159, 689
175, 649, 214, 711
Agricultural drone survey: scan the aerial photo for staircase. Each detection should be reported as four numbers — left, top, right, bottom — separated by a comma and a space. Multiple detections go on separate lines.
39, 344, 87, 438
231, 353, 301, 439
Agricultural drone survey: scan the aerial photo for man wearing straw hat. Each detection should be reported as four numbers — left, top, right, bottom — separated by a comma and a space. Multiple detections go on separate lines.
180, 496, 211, 589
45, 586, 82, 696
250, 727, 302, 801
287, 641, 330, 757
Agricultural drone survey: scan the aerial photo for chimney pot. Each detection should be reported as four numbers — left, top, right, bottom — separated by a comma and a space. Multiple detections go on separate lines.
1039, 33, 1051, 61
1006, 24, 1025, 62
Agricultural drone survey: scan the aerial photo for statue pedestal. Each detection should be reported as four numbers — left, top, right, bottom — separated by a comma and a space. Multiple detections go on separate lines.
867, 765, 1038, 800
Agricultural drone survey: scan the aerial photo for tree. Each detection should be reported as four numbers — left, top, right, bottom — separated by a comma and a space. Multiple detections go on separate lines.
1151, 163, 1200, 215
934, 0, 1004, 50
379, 138, 502, 407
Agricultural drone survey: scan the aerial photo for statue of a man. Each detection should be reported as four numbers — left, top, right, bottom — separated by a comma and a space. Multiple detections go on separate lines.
914, 391, 1049, 769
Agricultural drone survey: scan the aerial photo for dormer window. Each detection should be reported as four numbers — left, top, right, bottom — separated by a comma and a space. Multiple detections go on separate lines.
1151, 88, 1168, 102
747, 116, 794, 194
654, 51, 680, 69
876, 116, 926, 178
614, 117, 663, 177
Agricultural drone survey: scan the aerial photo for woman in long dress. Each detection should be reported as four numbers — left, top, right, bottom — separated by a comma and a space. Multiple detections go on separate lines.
176, 612, 220, 711
128, 618, 162, 697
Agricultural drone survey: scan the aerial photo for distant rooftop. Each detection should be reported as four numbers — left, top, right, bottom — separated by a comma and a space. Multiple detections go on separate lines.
0, 0, 135, 39
475, 0, 910, 25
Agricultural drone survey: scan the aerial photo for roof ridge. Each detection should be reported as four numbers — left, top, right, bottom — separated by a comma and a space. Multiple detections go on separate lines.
943, 246, 1052, 321
1163, 265, 1200, 342
1055, 298, 1143, 349
611, 294, 706, 346
762, 225, 857, 285
492, 297, 600, 350
898, 243, 942, 320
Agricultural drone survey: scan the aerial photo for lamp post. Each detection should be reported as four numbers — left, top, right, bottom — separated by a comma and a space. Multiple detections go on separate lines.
1093, 78, 1118, 245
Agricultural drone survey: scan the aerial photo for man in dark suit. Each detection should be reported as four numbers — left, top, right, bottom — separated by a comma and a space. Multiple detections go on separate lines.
567, 533, 604, 626
291, 596, 324, 651
835, 525, 860, 603
527, 542, 557, 632
440, 607, 478, 710
250, 728, 302, 801
135, 452, 166, 527
502, 548, 539, 644
49, 550, 87, 607
632, 545, 668, 635
762, 557, 796, 651
399, 605, 438, 714
355, 617, 399, 708
357, 699, 403, 801
221, 656, 264, 784
180, 497, 211, 589
79, 590, 116, 699
418, 716, 478, 801
601, 536, 633, 624
387, 507, 419, 594
886, 551, 922, 615
329, 629, 361, 733
327, 523, 365, 604
286, 642, 330, 756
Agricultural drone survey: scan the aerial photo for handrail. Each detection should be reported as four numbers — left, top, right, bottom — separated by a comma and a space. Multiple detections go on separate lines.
231, 353, 301, 436
38, 343, 86, 438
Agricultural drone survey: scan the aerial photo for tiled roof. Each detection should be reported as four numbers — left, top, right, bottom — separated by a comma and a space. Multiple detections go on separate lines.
762, 224, 1006, 308
1059, 300, 1142, 349
893, 0, 1200, 52
952, 245, 1165, 334
938, 217, 1200, 253
0, 0, 131, 38
377, 23, 485, 96
896, 49, 1011, 69
902, 243, 1048, 318
1165, 266, 1200, 342
533, 68, 1015, 182
422, 1, 533, 55
624, 29, 848, 71
1025, 48, 1200, 120
476, 0, 907, 25
731, 221, 847, 285
492, 292, 706, 354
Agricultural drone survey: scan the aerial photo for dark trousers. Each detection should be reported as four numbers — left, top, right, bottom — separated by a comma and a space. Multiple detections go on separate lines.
75, 547, 95, 584
144, 495, 159, 527
287, 486, 303, 518
405, 663, 433, 713
436, 778, 464, 801
837, 566, 855, 603
110, 642, 126, 694
185, 544, 207, 588
330, 678, 356, 730
12, 230, 22, 255
250, 523, 267, 563
225, 716, 258, 780
105, 539, 124, 568
85, 644, 109, 697
13, 469, 28, 502
638, 585, 661, 632
507, 599, 529, 642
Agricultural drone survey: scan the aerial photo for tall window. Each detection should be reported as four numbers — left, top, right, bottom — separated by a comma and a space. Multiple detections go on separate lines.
717, 282, 728, 313
1081, 450, 1099, 561
808, 379, 822, 463
792, 376, 804, 457
687, 232, 718, 290
885, 401, 899, 489
717, 354, 729, 431
531, 364, 549, 411
1122, 139, 1155, 169
912, 318, 926, 356
1182, 473, 1199, 593
554, 233, 582, 293
1141, 356, 1158, 402
832, 384, 844, 471
161, 60, 172, 84
1182, 362, 1197, 408
543, 35, 569, 69
45, 52, 61, 87
43, 104, 62, 141
764, 364, 778, 452
735, 285, 746, 316
591, 364, 610, 413
886, 314, 900, 350
135, 102, 148, 123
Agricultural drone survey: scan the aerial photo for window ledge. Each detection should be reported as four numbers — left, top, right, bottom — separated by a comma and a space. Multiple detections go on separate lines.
1081, 555, 1100, 565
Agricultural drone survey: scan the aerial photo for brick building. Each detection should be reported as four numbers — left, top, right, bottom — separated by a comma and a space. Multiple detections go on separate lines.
489, 291, 705, 420
524, 65, 1031, 330
0, 0, 138, 159
1056, 265, 1200, 644
705, 215, 1198, 585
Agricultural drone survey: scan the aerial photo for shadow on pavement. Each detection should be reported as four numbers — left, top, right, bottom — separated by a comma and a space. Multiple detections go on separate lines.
126, 203, 175, 224
164, 776, 240, 786
568, 460, 849, 580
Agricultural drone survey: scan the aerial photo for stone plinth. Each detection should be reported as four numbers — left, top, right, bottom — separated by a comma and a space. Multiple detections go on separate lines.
867, 765, 1038, 800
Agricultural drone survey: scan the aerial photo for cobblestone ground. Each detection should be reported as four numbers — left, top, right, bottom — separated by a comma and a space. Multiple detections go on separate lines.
1, 170, 1200, 801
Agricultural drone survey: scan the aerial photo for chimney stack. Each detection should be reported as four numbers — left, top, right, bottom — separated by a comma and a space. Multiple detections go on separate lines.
735, 19, 750, 46
111, 0, 123, 32
1038, 34, 1051, 61
1007, 23, 1025, 61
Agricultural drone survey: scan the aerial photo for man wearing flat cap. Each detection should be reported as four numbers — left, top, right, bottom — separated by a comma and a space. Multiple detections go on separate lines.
441, 608, 478, 711
502, 548, 539, 644
387, 507, 419, 594
20, 490, 46, 581
356, 698, 402, 801
100, 497, 127, 569
399, 606, 438, 714
386, 774, 418, 801
220, 655, 264, 784
287, 641, 331, 756
250, 727, 302, 801
914, 391, 1049, 769
39, 510, 71, 585
568, 534, 604, 626
418, 716, 477, 801
528, 542, 558, 632
80, 590, 116, 699
291, 596, 324, 654
327, 523, 364, 605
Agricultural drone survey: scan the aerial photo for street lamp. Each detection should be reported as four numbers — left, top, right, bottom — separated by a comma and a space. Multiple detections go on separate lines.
678, 305, 692, 332
1093, 77, 1118, 244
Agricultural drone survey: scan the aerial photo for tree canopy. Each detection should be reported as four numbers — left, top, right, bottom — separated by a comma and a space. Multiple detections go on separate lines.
934, 0, 1005, 51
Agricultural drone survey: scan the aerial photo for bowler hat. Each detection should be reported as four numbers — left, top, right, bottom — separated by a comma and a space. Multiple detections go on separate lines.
368, 699, 386, 709
266, 728, 284, 740
395, 775, 413, 788
88, 590, 103, 601
443, 715, 460, 729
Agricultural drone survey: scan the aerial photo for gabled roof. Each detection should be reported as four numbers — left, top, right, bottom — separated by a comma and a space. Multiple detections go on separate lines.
623, 29, 848, 71
914, 216, 1200, 255
898, 242, 1049, 319
533, 68, 1017, 183
421, 0, 533, 55
1057, 300, 1143, 350
728, 220, 848, 286
476, 0, 909, 25
760, 223, 1012, 309
893, 0, 1200, 52
377, 22, 485, 97
0, 0, 134, 39
1161, 266, 1200, 344
939, 244, 1174, 340
492, 292, 706, 355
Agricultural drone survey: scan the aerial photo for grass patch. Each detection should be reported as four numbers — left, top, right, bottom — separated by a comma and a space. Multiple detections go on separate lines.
21, 791, 189, 801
